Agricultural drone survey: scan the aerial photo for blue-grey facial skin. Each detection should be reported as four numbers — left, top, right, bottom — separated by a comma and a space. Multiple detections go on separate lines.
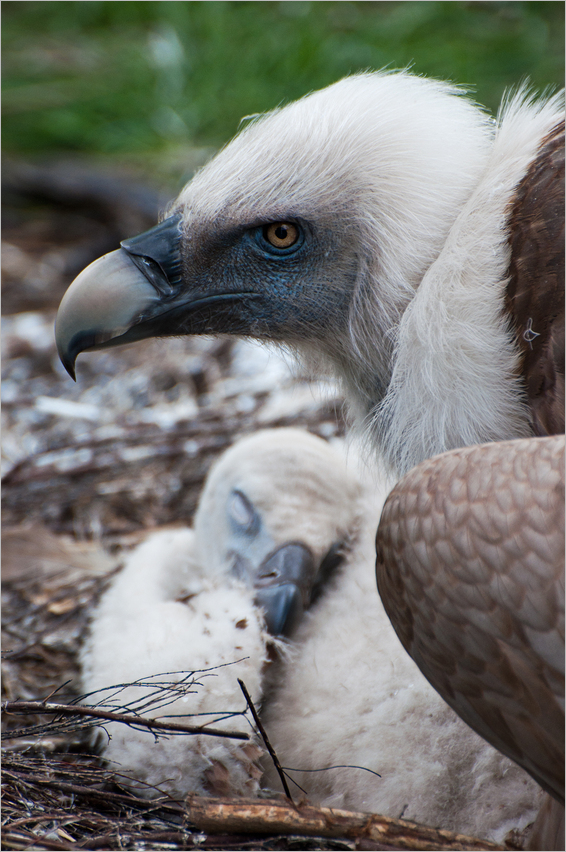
156, 212, 356, 343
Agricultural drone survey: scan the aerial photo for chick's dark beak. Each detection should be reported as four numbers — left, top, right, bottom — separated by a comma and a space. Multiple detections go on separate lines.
253, 543, 317, 637
55, 215, 183, 379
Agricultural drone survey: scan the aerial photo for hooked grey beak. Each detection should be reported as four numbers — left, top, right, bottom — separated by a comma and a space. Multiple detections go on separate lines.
55, 212, 263, 379
55, 215, 183, 380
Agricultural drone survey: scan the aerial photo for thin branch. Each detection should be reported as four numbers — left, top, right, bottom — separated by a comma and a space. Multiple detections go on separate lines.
283, 763, 381, 779
1, 699, 250, 741
237, 678, 292, 802
42, 681, 74, 702
1, 832, 76, 852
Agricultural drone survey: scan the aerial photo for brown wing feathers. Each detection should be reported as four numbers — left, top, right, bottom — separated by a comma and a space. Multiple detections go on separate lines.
376, 435, 565, 803
505, 120, 565, 437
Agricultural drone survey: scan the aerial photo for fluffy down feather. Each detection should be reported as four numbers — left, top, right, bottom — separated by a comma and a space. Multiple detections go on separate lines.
81, 527, 268, 798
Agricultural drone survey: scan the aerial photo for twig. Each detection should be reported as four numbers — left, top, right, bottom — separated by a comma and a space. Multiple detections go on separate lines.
186, 795, 507, 851
1, 833, 76, 852
2, 699, 250, 740
237, 678, 292, 802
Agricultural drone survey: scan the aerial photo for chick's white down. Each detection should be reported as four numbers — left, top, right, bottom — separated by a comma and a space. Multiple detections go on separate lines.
81, 429, 540, 842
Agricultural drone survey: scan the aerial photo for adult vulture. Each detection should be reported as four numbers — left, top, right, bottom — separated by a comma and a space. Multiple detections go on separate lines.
83, 428, 540, 844
56, 72, 564, 845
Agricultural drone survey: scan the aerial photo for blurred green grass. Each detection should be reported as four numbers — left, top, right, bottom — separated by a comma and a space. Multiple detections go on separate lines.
2, 0, 564, 158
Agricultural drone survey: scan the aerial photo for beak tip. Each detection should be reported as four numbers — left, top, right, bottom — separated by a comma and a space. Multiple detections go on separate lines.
55, 333, 77, 381
254, 584, 304, 637
60, 356, 77, 381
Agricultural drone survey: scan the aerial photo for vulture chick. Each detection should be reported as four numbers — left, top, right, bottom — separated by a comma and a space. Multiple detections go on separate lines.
57, 72, 564, 838
83, 429, 541, 845
81, 428, 360, 799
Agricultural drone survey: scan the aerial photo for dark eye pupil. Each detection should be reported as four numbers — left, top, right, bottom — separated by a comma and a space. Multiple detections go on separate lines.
262, 221, 299, 249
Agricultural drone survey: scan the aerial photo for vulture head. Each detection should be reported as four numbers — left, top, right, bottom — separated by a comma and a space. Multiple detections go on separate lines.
192, 428, 360, 635
55, 70, 566, 471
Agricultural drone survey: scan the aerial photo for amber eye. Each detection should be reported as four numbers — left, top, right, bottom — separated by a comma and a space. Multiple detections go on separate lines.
264, 222, 299, 249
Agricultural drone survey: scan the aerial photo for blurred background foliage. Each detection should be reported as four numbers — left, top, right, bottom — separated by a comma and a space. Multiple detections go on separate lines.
2, 0, 564, 161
